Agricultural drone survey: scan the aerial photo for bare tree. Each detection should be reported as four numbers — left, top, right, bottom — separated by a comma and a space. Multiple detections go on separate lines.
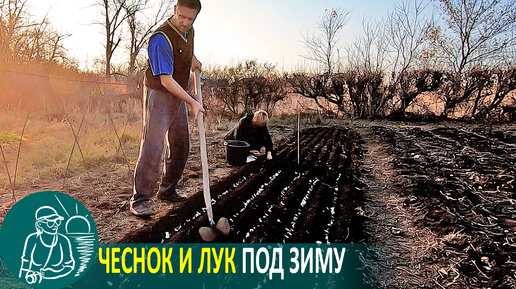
347, 0, 440, 118
236, 60, 279, 112
290, 8, 351, 117
18, 17, 71, 64
0, 0, 72, 65
436, 0, 516, 74
288, 72, 349, 116
466, 67, 516, 119
0, 0, 33, 62
433, 0, 516, 115
386, 0, 437, 115
95, 0, 129, 79
342, 71, 384, 118
346, 18, 389, 74
502, 30, 516, 66
205, 60, 285, 115
301, 8, 350, 75
125, 0, 172, 75
262, 76, 287, 113
340, 17, 390, 118
387, 0, 433, 76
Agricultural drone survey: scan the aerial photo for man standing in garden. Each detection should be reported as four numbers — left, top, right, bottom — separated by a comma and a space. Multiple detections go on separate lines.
130, 0, 204, 217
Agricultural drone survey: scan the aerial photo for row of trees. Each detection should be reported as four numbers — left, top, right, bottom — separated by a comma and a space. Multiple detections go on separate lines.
0, 0, 73, 67
293, 0, 516, 119
202, 62, 515, 120
0, 0, 172, 77
203, 60, 286, 116
289, 67, 515, 119
96, 0, 172, 78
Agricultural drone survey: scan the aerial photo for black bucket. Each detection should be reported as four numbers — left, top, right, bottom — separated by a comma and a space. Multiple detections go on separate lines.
224, 140, 250, 166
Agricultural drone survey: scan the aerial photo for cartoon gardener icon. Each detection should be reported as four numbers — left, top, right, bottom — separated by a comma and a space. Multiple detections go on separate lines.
19, 206, 75, 284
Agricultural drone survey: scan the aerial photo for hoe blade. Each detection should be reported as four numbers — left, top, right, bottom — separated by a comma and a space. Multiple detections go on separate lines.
199, 218, 231, 242
199, 227, 217, 242
216, 217, 230, 236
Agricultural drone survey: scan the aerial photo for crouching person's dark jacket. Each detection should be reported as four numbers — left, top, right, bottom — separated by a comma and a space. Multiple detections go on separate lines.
224, 112, 274, 153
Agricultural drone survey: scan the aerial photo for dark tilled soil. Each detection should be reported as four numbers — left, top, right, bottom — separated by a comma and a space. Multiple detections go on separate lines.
118, 126, 365, 244
365, 124, 515, 289
2, 120, 515, 288
119, 122, 516, 288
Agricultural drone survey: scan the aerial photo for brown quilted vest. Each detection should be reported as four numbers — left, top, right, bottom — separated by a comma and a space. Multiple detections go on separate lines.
144, 19, 194, 92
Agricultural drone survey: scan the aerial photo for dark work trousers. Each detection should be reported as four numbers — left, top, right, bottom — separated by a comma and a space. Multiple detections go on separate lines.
131, 87, 190, 206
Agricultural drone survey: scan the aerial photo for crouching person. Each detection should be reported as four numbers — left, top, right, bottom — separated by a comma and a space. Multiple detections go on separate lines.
224, 110, 274, 160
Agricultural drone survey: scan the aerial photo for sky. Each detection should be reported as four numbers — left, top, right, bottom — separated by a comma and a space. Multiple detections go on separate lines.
27, 0, 438, 72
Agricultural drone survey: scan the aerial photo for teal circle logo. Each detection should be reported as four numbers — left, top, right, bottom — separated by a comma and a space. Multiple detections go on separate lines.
0, 191, 98, 289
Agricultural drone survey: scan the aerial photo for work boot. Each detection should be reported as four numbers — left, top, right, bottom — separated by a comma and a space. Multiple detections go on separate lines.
158, 188, 188, 202
130, 201, 155, 217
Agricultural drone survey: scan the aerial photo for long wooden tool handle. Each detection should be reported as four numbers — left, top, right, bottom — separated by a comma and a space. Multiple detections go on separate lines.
194, 71, 214, 226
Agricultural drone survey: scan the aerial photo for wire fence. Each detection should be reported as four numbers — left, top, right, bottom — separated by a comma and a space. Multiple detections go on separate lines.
0, 68, 128, 86
0, 81, 137, 200
0, 66, 144, 114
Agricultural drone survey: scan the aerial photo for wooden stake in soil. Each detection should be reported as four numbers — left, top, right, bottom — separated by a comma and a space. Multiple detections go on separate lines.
115, 118, 129, 156
297, 109, 300, 165
0, 144, 14, 199
13, 112, 29, 196
63, 94, 92, 189
107, 110, 133, 178
65, 115, 94, 188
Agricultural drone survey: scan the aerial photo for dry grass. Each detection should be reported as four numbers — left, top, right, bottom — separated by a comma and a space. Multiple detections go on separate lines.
0, 110, 142, 193
0, 104, 273, 195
